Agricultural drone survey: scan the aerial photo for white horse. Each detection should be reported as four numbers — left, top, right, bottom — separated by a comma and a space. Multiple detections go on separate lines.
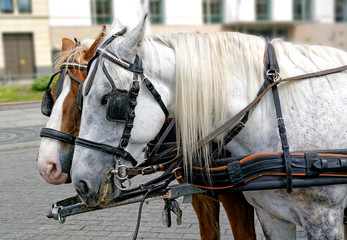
71, 16, 347, 239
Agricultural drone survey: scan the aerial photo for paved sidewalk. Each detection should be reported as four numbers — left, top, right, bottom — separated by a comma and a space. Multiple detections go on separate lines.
0, 102, 307, 240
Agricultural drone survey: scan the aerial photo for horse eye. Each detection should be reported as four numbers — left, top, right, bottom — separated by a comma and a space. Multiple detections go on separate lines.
101, 95, 109, 105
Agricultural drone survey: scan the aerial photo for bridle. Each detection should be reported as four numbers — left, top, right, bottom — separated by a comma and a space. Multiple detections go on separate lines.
41, 62, 87, 117
40, 60, 87, 173
74, 28, 169, 189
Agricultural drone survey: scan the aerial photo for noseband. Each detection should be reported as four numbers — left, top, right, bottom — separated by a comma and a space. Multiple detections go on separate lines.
75, 28, 169, 188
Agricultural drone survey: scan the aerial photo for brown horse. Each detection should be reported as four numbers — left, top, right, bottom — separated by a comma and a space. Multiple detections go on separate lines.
37, 29, 105, 184
37, 29, 256, 240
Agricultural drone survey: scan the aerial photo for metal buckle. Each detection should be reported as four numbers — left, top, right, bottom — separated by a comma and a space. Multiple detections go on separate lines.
266, 70, 281, 82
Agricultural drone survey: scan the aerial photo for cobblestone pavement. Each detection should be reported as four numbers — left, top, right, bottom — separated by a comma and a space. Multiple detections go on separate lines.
0, 102, 308, 240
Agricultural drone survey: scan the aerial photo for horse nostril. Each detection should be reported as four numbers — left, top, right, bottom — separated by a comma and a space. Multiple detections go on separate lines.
76, 180, 89, 196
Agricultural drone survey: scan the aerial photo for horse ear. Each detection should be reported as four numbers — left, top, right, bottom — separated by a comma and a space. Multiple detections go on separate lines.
111, 18, 123, 33
119, 14, 148, 52
84, 25, 107, 61
62, 38, 75, 51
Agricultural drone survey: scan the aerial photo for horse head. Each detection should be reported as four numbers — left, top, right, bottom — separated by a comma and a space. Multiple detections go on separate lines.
37, 27, 106, 185
71, 16, 176, 206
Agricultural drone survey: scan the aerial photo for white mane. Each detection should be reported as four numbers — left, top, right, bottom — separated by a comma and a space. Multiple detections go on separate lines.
143, 32, 266, 174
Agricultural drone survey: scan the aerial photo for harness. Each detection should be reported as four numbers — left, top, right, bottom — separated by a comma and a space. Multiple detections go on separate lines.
172, 43, 347, 194
44, 35, 347, 238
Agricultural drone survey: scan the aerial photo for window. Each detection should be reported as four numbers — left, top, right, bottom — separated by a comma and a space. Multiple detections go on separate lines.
203, 0, 223, 23
18, 0, 31, 13
256, 0, 271, 21
150, 0, 163, 24
247, 28, 287, 39
0, 0, 13, 13
293, 0, 311, 21
91, 0, 113, 25
336, 0, 347, 22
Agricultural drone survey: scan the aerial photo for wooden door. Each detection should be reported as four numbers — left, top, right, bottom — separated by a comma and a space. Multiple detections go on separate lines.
3, 33, 35, 79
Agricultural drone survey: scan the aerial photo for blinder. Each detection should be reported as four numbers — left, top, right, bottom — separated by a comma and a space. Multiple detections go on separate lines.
41, 89, 54, 117
41, 63, 87, 117
41, 71, 62, 117
105, 89, 132, 123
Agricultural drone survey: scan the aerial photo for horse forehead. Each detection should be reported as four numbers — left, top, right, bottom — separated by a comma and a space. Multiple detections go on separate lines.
71, 68, 87, 82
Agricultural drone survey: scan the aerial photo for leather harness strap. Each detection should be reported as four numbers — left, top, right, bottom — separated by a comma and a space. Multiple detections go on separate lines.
197, 64, 347, 150
40, 128, 75, 145
264, 42, 293, 193
190, 150, 347, 192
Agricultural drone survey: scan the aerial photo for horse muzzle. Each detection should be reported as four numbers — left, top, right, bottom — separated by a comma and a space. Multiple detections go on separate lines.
74, 169, 127, 207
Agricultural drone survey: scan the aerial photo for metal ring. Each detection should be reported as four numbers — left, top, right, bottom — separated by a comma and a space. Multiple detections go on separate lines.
116, 165, 129, 180
114, 178, 131, 191
141, 166, 153, 175
274, 72, 281, 82
57, 206, 66, 224
171, 167, 182, 175
266, 70, 281, 82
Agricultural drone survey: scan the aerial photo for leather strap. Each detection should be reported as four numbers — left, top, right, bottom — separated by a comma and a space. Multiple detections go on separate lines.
265, 42, 293, 194
197, 64, 347, 150
75, 138, 137, 166
84, 57, 100, 96
85, 28, 128, 96
148, 119, 176, 158
222, 76, 272, 145
191, 150, 347, 191
40, 128, 76, 145
142, 76, 169, 118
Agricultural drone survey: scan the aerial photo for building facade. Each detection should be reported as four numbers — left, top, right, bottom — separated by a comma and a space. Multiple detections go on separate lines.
0, 0, 50, 80
0, 0, 346, 81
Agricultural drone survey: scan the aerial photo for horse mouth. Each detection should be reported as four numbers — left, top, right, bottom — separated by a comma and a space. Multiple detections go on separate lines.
98, 173, 114, 206
81, 172, 122, 207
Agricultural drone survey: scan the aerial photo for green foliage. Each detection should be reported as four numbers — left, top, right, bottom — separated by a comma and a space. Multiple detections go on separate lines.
32, 76, 52, 91
0, 84, 45, 103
